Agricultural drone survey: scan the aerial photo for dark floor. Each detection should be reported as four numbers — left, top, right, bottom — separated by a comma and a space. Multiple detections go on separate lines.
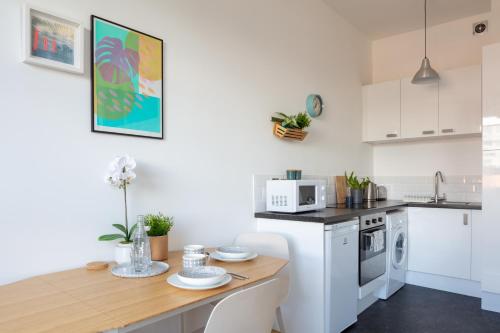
345, 285, 500, 333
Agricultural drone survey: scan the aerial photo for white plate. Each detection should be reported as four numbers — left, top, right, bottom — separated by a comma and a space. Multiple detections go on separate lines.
216, 246, 251, 259
177, 266, 226, 286
111, 261, 170, 278
210, 252, 258, 262
167, 273, 232, 290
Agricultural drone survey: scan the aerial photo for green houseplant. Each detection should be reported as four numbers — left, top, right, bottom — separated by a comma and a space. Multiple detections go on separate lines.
145, 213, 174, 261
272, 112, 312, 129
345, 171, 370, 204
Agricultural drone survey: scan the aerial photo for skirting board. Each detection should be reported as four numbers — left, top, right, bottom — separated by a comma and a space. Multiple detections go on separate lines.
482, 291, 500, 313
406, 271, 481, 298
358, 293, 378, 315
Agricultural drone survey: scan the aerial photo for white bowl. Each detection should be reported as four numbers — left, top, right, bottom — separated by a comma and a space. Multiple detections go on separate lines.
216, 246, 251, 259
184, 244, 205, 254
177, 266, 227, 286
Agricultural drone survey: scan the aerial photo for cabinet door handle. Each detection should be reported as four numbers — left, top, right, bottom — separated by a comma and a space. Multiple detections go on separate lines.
386, 133, 397, 138
422, 130, 435, 135
442, 128, 454, 133
463, 214, 468, 226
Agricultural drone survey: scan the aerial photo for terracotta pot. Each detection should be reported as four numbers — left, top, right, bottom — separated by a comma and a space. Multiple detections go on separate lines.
149, 235, 169, 261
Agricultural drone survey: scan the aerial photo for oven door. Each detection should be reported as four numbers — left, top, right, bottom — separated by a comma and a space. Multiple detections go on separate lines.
359, 225, 386, 286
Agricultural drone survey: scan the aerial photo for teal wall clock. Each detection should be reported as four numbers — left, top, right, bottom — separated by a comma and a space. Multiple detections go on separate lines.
306, 94, 323, 118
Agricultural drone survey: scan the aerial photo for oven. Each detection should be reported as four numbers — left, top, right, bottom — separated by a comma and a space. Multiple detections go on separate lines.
359, 212, 387, 286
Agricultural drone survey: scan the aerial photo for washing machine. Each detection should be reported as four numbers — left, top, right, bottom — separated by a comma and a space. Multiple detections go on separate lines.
376, 209, 408, 300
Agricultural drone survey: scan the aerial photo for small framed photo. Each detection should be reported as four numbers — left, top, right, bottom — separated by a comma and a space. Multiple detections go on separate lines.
22, 4, 84, 74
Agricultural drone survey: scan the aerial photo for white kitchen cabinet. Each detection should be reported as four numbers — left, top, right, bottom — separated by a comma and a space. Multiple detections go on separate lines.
439, 65, 482, 136
408, 208, 471, 280
471, 210, 483, 282
362, 80, 401, 142
401, 77, 439, 139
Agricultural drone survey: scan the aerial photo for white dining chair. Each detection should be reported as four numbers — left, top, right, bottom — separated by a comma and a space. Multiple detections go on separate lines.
196, 278, 282, 333
234, 232, 289, 333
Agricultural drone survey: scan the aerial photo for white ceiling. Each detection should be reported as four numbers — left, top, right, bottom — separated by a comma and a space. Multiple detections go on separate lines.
324, 0, 491, 40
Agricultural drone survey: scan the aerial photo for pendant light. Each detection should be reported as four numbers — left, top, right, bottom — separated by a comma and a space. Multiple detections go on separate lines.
412, 0, 439, 84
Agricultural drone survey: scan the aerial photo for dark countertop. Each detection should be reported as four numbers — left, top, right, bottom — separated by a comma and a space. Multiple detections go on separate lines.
254, 200, 482, 224
254, 200, 407, 224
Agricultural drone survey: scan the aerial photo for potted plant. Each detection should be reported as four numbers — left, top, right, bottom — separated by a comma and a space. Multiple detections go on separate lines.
271, 112, 312, 141
98, 155, 137, 264
145, 213, 174, 261
345, 171, 370, 204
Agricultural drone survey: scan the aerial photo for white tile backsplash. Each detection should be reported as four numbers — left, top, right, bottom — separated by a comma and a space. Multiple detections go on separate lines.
372, 175, 482, 202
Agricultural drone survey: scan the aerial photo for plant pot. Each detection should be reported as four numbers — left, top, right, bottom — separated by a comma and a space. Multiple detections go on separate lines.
115, 242, 132, 264
273, 122, 308, 141
351, 189, 363, 204
149, 235, 169, 261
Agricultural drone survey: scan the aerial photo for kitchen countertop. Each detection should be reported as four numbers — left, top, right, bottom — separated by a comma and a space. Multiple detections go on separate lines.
254, 200, 482, 224
254, 200, 407, 224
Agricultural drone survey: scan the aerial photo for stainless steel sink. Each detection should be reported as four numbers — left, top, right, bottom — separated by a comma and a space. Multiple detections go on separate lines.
429, 201, 471, 205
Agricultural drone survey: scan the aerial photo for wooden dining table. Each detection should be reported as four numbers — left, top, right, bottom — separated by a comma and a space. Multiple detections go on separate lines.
0, 250, 288, 333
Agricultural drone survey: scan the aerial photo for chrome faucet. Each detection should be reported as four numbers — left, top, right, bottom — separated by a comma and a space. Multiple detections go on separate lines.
433, 171, 445, 203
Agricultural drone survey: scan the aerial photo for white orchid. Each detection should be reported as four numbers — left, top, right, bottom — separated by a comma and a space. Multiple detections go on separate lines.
100, 155, 137, 244
105, 155, 137, 188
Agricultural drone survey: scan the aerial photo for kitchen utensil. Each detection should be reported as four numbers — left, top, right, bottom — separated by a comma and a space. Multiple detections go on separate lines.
167, 273, 232, 290
177, 266, 227, 286
183, 253, 207, 269
210, 252, 258, 262
335, 176, 347, 204
184, 244, 205, 254
364, 182, 377, 202
228, 272, 249, 280
216, 246, 251, 259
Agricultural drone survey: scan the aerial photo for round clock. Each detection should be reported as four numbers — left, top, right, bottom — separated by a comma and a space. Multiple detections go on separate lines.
306, 94, 323, 117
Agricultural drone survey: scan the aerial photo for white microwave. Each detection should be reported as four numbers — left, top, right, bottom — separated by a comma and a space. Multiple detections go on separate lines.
266, 179, 327, 213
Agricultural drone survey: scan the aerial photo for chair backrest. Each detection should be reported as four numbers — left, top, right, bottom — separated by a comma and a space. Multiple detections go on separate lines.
233, 232, 289, 260
204, 278, 282, 333
234, 232, 290, 303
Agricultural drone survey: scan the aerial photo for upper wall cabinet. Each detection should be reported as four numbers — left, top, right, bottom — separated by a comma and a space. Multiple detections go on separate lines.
362, 80, 401, 142
362, 65, 482, 143
401, 77, 439, 139
439, 65, 482, 136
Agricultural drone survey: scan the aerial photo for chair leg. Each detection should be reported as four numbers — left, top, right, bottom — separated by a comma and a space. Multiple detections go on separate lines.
276, 307, 286, 333
180, 313, 187, 333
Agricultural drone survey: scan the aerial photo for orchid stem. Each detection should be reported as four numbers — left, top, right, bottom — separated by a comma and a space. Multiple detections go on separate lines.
123, 182, 128, 240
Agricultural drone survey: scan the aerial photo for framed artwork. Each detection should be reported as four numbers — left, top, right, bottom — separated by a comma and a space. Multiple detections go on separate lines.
22, 4, 84, 74
91, 15, 164, 139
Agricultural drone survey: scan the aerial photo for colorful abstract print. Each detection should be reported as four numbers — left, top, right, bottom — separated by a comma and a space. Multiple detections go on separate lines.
31, 11, 74, 65
92, 18, 163, 138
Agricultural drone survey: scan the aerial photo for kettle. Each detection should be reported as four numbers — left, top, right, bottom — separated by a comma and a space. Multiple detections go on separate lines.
363, 182, 377, 202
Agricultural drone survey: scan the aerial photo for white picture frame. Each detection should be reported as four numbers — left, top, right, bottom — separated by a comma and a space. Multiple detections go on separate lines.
21, 3, 84, 74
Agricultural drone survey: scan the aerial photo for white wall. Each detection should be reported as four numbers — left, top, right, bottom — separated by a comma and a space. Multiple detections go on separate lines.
0, 0, 372, 284
370, 12, 500, 179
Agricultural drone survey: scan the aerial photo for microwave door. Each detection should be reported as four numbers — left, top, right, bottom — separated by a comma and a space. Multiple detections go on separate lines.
298, 185, 316, 206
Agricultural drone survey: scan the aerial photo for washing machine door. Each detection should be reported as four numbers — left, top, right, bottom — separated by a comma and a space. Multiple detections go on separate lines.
392, 228, 407, 269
